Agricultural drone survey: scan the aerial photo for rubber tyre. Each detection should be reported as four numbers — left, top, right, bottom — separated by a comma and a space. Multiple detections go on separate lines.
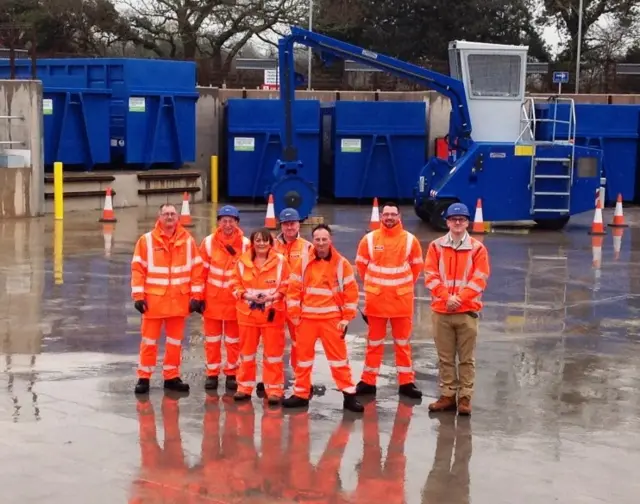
414, 201, 431, 224
429, 199, 457, 232
534, 216, 570, 231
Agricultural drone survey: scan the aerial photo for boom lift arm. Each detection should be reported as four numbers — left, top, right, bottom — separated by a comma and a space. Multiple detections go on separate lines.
277, 26, 473, 163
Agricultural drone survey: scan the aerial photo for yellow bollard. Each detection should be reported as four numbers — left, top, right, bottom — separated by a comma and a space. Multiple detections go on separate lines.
53, 161, 64, 220
54, 220, 63, 284
211, 155, 219, 203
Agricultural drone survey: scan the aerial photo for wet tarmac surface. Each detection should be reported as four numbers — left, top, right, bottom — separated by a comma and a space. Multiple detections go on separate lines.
1, 203, 640, 503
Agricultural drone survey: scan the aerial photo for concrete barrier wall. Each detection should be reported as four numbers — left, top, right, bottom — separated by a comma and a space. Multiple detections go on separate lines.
0, 80, 44, 218
193, 89, 640, 190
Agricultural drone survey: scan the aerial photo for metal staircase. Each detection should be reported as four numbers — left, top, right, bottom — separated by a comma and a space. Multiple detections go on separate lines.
518, 96, 577, 216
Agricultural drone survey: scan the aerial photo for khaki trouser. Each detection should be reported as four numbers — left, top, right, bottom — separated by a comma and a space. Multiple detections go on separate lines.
431, 312, 478, 399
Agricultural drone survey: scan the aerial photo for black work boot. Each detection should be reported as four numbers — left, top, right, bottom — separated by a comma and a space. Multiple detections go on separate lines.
204, 376, 218, 390
282, 395, 310, 409
225, 375, 238, 391
343, 393, 364, 413
355, 381, 377, 396
399, 383, 422, 399
134, 378, 150, 394
164, 377, 190, 393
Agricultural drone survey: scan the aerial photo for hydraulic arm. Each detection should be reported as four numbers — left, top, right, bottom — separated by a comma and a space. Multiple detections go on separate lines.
278, 26, 473, 162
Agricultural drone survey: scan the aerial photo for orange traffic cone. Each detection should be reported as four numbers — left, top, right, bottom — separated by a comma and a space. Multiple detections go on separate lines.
264, 194, 276, 229
369, 197, 380, 230
98, 187, 117, 223
588, 199, 606, 235
470, 198, 488, 234
608, 193, 628, 228
612, 227, 624, 261
179, 192, 194, 228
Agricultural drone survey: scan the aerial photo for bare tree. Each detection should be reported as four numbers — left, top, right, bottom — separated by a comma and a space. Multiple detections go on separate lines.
118, 0, 306, 72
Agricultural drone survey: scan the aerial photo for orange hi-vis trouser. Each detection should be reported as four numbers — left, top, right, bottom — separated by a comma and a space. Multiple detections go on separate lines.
292, 317, 357, 400
237, 324, 285, 397
361, 316, 415, 386
354, 400, 412, 504
203, 318, 240, 377
286, 317, 298, 369
131, 396, 187, 504
138, 316, 186, 380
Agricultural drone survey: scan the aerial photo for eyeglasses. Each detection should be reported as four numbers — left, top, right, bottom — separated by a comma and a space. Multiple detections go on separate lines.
161, 212, 177, 217
447, 217, 468, 223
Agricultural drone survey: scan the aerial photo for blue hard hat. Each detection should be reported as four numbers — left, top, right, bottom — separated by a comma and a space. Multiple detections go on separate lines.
279, 208, 301, 223
218, 205, 240, 220
445, 202, 471, 219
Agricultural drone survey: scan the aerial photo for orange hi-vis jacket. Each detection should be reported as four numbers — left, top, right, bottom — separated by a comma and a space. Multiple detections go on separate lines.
287, 245, 359, 322
230, 248, 290, 327
131, 222, 204, 318
423, 232, 490, 314
355, 223, 424, 318
274, 234, 312, 266
200, 228, 251, 320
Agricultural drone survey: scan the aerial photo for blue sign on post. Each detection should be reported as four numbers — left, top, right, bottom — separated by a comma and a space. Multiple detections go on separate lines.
553, 71, 569, 84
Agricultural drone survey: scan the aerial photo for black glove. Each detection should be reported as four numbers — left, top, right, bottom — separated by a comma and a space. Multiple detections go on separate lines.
134, 300, 147, 314
189, 299, 204, 314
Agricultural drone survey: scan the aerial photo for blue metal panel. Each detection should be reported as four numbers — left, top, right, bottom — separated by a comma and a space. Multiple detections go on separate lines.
0, 58, 198, 169
226, 98, 321, 199
424, 142, 602, 222
535, 103, 640, 202
42, 90, 111, 169
333, 101, 426, 199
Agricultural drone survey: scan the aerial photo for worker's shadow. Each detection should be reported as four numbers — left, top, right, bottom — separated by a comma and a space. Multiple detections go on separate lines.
421, 414, 472, 504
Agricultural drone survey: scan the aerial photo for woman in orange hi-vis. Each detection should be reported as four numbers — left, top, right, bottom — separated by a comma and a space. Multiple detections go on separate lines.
230, 227, 290, 405
131, 203, 204, 395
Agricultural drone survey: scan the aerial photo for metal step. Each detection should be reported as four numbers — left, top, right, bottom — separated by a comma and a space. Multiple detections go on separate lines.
534, 174, 570, 179
534, 191, 570, 196
534, 157, 572, 163
532, 208, 570, 213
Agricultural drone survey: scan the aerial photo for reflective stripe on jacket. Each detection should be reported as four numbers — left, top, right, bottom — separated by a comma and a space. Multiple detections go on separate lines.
230, 248, 290, 327
355, 223, 424, 318
131, 222, 204, 318
423, 232, 490, 314
274, 234, 312, 265
287, 245, 359, 321
200, 228, 251, 320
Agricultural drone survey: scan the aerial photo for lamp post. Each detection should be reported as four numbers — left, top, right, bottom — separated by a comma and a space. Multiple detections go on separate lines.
307, 0, 313, 90
575, 0, 584, 93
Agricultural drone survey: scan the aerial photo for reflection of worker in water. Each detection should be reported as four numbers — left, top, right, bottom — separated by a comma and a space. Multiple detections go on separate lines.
421, 415, 472, 504
283, 224, 364, 413
283, 410, 356, 502
230, 228, 290, 405
423, 203, 490, 415
131, 203, 204, 394
355, 201, 425, 400
352, 399, 414, 503
199, 205, 251, 392
129, 395, 189, 503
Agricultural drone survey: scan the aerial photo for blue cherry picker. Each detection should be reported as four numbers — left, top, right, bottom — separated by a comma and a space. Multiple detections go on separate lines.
272, 26, 603, 230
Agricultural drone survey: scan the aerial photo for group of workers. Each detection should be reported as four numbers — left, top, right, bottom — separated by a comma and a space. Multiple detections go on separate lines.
130, 200, 490, 416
